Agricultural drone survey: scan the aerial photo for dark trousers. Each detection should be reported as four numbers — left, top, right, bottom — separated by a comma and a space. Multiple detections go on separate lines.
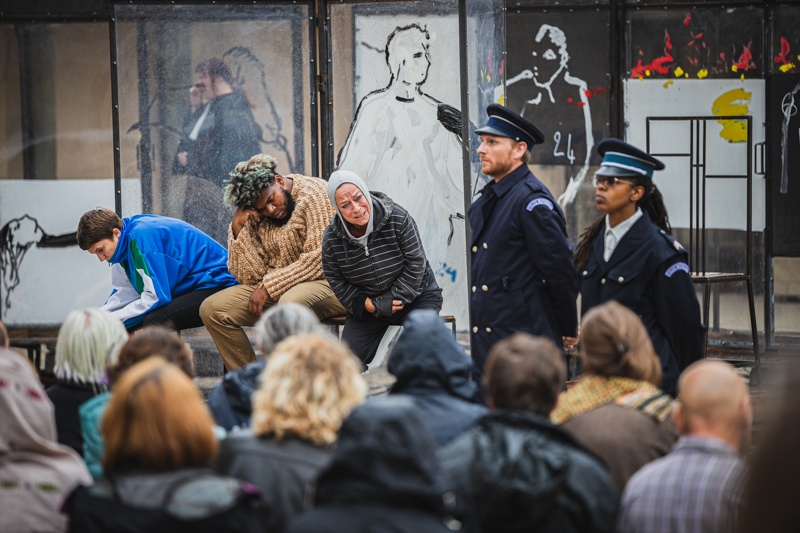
341, 288, 443, 364
132, 286, 229, 332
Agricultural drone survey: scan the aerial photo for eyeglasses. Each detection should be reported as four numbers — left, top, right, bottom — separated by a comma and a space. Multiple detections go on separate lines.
592, 175, 639, 188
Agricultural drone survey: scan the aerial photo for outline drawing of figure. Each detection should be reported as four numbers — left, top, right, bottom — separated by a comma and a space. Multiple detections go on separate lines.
506, 24, 594, 207
336, 23, 468, 324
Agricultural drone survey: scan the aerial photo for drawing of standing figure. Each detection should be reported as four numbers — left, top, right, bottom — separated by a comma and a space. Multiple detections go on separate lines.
506, 24, 594, 207
337, 23, 468, 324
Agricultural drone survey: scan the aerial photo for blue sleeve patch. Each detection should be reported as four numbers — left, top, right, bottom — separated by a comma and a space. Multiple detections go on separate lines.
526, 198, 554, 211
665, 262, 690, 278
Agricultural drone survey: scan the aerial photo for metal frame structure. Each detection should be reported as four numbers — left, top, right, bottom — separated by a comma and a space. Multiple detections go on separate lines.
646, 115, 761, 380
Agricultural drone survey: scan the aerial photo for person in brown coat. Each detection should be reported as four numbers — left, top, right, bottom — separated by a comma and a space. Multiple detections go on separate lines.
551, 301, 678, 491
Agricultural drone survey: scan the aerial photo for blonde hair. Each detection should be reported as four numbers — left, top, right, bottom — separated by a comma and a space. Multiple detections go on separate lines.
54, 308, 127, 385
251, 333, 367, 445
580, 301, 662, 385
102, 357, 217, 472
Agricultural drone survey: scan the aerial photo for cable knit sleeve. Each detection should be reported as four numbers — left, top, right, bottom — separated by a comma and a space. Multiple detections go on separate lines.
227, 222, 269, 285
259, 177, 335, 299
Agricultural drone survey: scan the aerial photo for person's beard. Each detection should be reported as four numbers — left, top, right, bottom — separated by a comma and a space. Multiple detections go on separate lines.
269, 187, 296, 226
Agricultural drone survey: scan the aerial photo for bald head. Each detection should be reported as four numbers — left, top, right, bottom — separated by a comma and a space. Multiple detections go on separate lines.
675, 360, 752, 453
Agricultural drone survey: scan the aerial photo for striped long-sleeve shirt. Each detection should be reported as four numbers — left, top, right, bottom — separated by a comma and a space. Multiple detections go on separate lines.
322, 192, 436, 315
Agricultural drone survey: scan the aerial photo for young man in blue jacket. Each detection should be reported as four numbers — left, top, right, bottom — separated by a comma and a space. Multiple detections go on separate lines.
77, 208, 237, 331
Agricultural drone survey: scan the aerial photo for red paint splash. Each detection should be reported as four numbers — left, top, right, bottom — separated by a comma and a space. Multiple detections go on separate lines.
775, 36, 792, 65
630, 31, 674, 79
683, 13, 691, 26
499, 59, 504, 77
734, 42, 754, 71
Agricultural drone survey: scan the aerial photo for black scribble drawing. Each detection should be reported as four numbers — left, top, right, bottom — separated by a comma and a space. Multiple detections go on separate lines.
0, 215, 76, 312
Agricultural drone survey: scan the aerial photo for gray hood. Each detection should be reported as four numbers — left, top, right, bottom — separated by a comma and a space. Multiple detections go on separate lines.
327, 170, 375, 242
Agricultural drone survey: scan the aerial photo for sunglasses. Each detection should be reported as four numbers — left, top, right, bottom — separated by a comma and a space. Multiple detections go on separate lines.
592, 175, 639, 188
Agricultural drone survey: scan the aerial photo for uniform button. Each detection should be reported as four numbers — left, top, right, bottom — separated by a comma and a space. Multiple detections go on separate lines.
482, 243, 488, 249
472, 326, 478, 333
582, 270, 588, 277
471, 286, 477, 293
472, 246, 477, 253
486, 327, 492, 333
618, 276, 624, 283
601, 278, 606, 285
481, 285, 488, 292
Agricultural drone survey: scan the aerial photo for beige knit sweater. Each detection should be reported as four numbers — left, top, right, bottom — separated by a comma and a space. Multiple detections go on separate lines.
227, 174, 335, 298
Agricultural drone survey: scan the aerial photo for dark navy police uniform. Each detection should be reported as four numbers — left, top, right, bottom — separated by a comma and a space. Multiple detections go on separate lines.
580, 138, 704, 396
468, 163, 579, 380
580, 213, 703, 395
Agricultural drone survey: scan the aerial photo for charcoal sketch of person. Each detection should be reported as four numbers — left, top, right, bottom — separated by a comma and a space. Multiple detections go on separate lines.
1, 215, 76, 312
506, 24, 594, 207
336, 23, 468, 321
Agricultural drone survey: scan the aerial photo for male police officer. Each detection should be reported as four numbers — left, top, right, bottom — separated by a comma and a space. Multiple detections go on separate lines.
469, 104, 578, 384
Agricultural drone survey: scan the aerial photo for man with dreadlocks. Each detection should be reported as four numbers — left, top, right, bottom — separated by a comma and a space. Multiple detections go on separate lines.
573, 138, 704, 396
200, 154, 345, 370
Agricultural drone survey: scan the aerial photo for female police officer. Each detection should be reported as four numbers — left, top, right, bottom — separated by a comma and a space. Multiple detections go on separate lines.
573, 139, 704, 396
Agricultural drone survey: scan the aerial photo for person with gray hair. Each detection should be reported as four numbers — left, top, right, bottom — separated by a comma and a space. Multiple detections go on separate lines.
46, 308, 128, 458
206, 302, 326, 432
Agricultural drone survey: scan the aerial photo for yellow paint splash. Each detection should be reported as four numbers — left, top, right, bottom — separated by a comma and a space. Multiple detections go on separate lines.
780, 63, 795, 73
674, 67, 684, 77
645, 69, 651, 77
711, 88, 752, 142
663, 80, 674, 88
498, 95, 505, 105
697, 69, 708, 79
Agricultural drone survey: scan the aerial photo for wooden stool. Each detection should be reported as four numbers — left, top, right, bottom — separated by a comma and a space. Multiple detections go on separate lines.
322, 314, 456, 337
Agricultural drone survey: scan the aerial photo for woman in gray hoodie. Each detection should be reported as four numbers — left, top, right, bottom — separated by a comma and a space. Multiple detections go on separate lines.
322, 170, 442, 366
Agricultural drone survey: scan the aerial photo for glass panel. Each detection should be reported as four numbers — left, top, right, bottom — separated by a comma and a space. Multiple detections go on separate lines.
628, 5, 764, 80
329, 0, 471, 330
114, 3, 313, 246
772, 3, 800, 75
0, 24, 22, 180
0, 23, 112, 180
503, 8, 612, 243
0, 22, 115, 326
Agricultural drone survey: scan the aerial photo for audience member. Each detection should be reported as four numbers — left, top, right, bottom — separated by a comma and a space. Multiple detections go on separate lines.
216, 333, 367, 532
46, 308, 127, 458
79, 326, 194, 478
285, 397, 456, 533
200, 154, 345, 370
207, 302, 326, 432
77, 208, 237, 331
551, 301, 677, 491
387, 309, 486, 447
322, 170, 443, 367
617, 360, 751, 533
737, 363, 800, 533
64, 357, 269, 532
0, 349, 91, 533
438, 334, 618, 533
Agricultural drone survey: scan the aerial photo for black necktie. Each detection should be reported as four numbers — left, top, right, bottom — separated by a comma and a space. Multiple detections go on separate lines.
481, 181, 498, 223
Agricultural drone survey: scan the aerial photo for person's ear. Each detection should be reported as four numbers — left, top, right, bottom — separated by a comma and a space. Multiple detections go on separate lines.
672, 401, 687, 433
630, 185, 645, 203
112, 228, 121, 239
274, 175, 285, 187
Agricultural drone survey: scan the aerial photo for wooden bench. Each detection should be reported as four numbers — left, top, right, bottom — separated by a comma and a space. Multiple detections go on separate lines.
322, 314, 457, 337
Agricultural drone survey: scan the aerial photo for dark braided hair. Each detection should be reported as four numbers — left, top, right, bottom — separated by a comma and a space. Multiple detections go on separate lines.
573, 178, 671, 271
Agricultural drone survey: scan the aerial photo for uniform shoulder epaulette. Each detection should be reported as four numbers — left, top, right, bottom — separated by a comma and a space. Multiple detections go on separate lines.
656, 228, 686, 253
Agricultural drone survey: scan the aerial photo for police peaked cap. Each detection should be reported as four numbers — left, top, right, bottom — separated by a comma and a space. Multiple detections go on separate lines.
475, 103, 545, 149
595, 138, 665, 179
